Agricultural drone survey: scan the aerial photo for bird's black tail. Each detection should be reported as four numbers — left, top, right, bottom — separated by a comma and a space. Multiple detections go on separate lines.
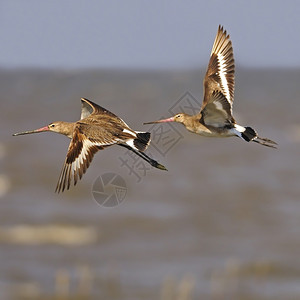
241, 126, 257, 142
133, 132, 151, 152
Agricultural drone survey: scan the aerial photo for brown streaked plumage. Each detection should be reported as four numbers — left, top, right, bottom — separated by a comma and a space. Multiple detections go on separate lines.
145, 25, 277, 148
13, 98, 167, 193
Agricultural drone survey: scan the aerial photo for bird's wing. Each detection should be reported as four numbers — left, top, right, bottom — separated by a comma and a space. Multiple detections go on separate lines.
80, 98, 121, 120
55, 125, 124, 193
80, 98, 95, 119
201, 25, 235, 111
80, 97, 131, 129
200, 90, 235, 127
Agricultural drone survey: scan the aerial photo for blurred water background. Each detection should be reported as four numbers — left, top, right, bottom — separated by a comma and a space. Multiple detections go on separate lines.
1, 67, 300, 299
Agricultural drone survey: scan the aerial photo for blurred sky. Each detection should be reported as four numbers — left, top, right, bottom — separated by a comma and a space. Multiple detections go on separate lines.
0, 0, 299, 69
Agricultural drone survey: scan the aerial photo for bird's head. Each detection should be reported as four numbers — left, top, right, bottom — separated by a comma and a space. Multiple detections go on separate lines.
47, 121, 69, 134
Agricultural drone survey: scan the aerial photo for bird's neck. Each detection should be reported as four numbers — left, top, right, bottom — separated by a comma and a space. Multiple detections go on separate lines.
56, 121, 76, 138
181, 115, 201, 132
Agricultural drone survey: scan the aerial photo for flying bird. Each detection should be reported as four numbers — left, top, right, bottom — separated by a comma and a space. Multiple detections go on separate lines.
144, 25, 277, 148
13, 98, 167, 192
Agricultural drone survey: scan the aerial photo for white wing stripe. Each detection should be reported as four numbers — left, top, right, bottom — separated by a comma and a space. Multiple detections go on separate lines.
217, 53, 231, 102
76, 140, 94, 170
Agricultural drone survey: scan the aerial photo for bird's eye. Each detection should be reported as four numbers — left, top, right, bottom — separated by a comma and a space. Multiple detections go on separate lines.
50, 124, 55, 128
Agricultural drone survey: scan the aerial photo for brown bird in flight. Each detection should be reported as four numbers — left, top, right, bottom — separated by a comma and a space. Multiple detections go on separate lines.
13, 98, 167, 192
145, 25, 277, 148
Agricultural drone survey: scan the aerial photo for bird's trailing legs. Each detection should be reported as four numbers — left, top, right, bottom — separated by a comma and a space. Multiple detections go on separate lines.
119, 144, 167, 171
252, 136, 277, 149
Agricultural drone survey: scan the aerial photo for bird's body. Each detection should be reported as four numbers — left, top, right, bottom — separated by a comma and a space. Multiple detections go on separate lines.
13, 98, 166, 192
167, 113, 234, 137
145, 26, 277, 148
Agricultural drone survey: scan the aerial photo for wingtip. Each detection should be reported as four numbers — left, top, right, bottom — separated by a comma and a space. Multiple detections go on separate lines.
55, 185, 60, 194
217, 24, 229, 38
81, 97, 93, 103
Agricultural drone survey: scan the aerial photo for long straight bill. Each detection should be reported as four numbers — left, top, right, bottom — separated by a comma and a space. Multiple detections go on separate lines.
13, 126, 49, 136
143, 117, 175, 125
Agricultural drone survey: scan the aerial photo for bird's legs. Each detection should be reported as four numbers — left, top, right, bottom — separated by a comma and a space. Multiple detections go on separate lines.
119, 144, 167, 170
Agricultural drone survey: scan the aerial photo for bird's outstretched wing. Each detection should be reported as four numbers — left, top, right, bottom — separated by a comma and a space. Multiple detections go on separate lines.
80, 97, 132, 129
80, 98, 121, 120
201, 25, 235, 111
55, 125, 122, 193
